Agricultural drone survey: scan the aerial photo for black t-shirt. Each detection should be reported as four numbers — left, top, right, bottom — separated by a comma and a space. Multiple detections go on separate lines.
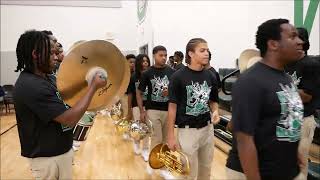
313, 56, 320, 109
175, 63, 185, 71
138, 66, 175, 111
169, 66, 219, 126
208, 67, 222, 89
14, 71, 73, 158
128, 72, 148, 107
226, 62, 303, 180
285, 55, 319, 117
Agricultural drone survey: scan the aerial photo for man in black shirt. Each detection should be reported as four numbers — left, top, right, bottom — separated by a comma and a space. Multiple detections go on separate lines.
205, 51, 222, 90
285, 27, 318, 177
226, 19, 305, 180
167, 38, 220, 180
168, 55, 175, 69
173, 51, 185, 70
54, 42, 64, 73
126, 54, 136, 74
136, 45, 175, 177
14, 30, 106, 180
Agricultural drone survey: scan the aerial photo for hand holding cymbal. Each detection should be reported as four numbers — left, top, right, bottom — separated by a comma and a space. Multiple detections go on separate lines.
57, 40, 130, 111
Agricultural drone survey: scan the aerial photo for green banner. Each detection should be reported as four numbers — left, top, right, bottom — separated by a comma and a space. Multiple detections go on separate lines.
294, 0, 320, 33
137, 0, 148, 24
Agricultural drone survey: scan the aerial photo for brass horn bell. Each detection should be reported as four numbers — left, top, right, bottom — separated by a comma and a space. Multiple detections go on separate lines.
149, 143, 190, 176
238, 49, 261, 73
57, 40, 130, 111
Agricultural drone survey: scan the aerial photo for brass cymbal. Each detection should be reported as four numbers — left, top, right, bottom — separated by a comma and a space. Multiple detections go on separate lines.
57, 40, 130, 111
238, 49, 260, 73
66, 40, 86, 55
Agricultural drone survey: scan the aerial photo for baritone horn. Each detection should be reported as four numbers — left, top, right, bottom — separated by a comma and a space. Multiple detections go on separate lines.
149, 143, 190, 176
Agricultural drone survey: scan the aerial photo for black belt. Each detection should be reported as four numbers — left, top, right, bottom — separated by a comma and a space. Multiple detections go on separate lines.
175, 120, 211, 129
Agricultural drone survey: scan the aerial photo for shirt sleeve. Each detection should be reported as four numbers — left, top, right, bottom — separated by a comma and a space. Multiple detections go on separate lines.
138, 71, 148, 92
209, 72, 219, 103
232, 76, 262, 136
127, 75, 135, 94
215, 71, 222, 89
25, 82, 67, 124
168, 73, 180, 104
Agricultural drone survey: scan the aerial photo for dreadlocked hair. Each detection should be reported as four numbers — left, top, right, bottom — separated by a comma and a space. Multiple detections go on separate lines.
15, 30, 51, 73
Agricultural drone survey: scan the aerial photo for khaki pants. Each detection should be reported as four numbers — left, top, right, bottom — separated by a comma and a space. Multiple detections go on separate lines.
298, 115, 317, 177
120, 94, 128, 118
225, 167, 246, 180
133, 106, 149, 149
147, 110, 168, 149
177, 124, 214, 180
28, 149, 74, 180
225, 167, 305, 180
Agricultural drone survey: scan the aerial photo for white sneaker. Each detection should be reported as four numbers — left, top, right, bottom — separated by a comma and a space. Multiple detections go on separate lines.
133, 142, 140, 155
146, 164, 153, 175
141, 149, 149, 162
160, 170, 175, 180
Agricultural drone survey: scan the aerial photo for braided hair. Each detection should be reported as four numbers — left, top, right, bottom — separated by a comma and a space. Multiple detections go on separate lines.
15, 30, 51, 73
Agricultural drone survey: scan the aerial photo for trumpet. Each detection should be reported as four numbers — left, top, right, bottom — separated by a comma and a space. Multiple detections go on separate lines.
129, 120, 153, 141
149, 143, 190, 176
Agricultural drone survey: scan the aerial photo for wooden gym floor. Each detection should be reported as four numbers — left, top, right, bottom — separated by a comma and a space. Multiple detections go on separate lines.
0, 110, 230, 179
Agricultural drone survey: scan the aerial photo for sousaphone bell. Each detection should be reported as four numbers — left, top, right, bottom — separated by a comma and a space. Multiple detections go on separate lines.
238, 49, 261, 73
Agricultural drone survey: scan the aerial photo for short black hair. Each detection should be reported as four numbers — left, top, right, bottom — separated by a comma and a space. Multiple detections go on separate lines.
297, 27, 310, 54
255, 18, 289, 57
126, 54, 136, 60
174, 51, 184, 60
16, 30, 51, 73
152, 45, 167, 55
42, 30, 53, 36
